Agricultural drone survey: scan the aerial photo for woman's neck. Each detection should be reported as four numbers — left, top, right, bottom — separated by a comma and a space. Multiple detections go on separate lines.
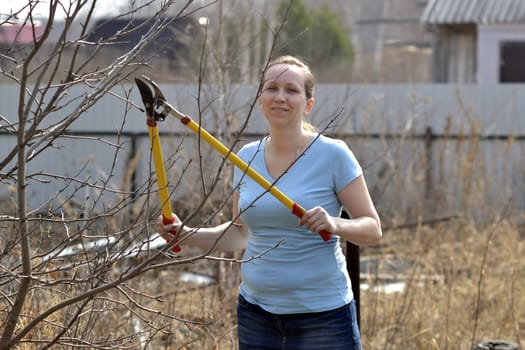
266, 129, 313, 155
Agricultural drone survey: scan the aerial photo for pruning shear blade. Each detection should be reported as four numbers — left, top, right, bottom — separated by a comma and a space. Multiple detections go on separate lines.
135, 76, 168, 121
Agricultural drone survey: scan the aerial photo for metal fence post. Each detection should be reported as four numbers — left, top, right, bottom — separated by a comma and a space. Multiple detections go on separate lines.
342, 210, 360, 327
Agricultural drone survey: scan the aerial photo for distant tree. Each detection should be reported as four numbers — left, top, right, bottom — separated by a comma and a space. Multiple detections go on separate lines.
216, 1, 272, 84
311, 4, 354, 62
275, 0, 312, 56
274, 0, 355, 80
202, 0, 356, 83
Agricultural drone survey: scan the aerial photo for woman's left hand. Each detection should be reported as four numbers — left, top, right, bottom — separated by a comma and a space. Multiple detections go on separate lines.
299, 206, 336, 234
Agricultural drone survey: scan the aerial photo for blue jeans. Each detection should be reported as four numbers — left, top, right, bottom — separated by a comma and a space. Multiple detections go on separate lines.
237, 294, 362, 350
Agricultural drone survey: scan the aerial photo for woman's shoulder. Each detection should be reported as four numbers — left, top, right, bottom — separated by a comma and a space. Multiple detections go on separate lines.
238, 138, 265, 157
312, 134, 351, 152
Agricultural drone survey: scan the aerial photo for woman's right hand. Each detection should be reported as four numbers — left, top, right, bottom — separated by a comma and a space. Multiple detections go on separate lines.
157, 214, 185, 249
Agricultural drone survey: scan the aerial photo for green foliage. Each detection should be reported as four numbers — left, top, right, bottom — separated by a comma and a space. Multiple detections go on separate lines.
213, 0, 354, 82
275, 0, 312, 55
274, 0, 354, 68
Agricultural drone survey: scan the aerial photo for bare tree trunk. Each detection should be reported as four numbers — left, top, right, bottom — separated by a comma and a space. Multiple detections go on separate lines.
0, 84, 32, 350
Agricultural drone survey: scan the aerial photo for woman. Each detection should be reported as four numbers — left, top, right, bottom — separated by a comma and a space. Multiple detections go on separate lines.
159, 55, 382, 350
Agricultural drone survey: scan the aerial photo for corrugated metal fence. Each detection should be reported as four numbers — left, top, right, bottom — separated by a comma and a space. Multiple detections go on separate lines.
1, 83, 524, 223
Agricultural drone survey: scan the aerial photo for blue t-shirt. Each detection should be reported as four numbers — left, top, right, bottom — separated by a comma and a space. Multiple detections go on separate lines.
233, 135, 363, 314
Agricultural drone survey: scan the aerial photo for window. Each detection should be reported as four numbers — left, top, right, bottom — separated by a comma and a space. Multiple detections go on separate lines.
499, 41, 525, 83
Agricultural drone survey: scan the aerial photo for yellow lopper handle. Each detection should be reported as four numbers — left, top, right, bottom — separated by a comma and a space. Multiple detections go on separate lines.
147, 119, 181, 252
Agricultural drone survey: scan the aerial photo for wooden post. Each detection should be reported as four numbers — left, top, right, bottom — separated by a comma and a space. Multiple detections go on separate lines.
342, 210, 360, 327
347, 241, 360, 327
424, 126, 433, 200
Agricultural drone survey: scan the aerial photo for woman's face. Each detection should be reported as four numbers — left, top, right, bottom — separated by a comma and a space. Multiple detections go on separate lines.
259, 63, 315, 129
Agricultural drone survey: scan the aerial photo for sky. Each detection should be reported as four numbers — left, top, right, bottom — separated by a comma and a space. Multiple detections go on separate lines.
0, 0, 128, 20
0, 0, 206, 21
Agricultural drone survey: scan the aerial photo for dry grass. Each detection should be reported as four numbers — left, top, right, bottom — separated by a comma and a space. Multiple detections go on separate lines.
360, 220, 524, 349
2, 151, 524, 349
74, 218, 523, 350
13, 220, 519, 349
1, 202, 524, 349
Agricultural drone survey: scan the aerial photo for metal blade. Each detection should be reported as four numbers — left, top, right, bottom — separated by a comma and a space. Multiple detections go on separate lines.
134, 77, 154, 118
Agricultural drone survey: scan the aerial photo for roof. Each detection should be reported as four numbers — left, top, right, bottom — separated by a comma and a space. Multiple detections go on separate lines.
0, 22, 44, 44
86, 17, 197, 59
421, 0, 525, 25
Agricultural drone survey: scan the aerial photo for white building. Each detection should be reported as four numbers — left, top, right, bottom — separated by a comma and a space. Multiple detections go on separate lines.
422, 0, 525, 83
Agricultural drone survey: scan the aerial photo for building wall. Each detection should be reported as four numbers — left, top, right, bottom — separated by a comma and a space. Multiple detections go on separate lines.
342, 0, 432, 82
478, 24, 525, 84
431, 25, 477, 83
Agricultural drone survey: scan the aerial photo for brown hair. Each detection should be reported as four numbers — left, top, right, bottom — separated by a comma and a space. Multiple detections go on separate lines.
266, 55, 317, 132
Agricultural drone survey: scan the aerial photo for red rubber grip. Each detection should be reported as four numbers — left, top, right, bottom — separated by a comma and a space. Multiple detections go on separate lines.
162, 214, 182, 252
291, 203, 332, 242
318, 230, 332, 242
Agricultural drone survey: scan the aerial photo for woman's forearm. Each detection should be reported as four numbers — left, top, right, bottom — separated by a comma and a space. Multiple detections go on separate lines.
180, 221, 248, 252
332, 216, 382, 246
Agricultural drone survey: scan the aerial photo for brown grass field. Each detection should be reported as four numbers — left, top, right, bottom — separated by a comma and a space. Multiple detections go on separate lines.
137, 218, 524, 349
81, 218, 523, 349
1, 206, 524, 349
